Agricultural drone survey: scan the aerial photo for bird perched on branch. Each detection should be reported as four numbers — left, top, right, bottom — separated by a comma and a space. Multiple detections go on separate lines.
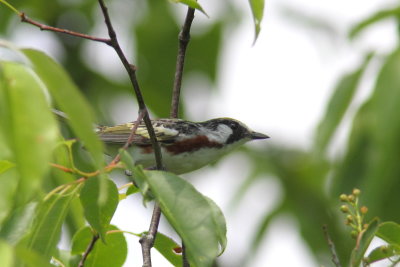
96, 117, 269, 174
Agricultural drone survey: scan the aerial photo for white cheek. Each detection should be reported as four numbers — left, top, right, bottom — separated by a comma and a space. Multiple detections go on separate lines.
206, 124, 233, 143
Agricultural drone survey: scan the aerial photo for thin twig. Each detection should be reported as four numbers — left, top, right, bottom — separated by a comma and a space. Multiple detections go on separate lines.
170, 7, 195, 118
97, 0, 163, 171
78, 234, 100, 267
323, 225, 342, 267
139, 202, 162, 267
20, 13, 111, 44
171, 7, 196, 267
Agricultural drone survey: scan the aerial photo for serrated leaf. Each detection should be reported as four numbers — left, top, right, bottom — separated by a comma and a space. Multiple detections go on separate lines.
136, 170, 227, 267
350, 218, 380, 266
21, 49, 104, 169
71, 225, 127, 267
26, 184, 81, 261
153, 232, 182, 266
0, 61, 59, 204
315, 53, 372, 154
0, 160, 14, 174
376, 222, 400, 247
249, 0, 265, 41
80, 177, 119, 241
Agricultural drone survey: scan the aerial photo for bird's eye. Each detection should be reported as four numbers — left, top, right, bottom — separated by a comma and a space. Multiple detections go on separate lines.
230, 122, 238, 129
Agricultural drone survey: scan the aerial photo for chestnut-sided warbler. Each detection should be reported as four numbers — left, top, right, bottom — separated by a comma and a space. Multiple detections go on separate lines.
96, 118, 269, 174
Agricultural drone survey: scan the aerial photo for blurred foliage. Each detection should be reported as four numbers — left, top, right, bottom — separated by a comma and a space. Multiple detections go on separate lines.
1, 0, 400, 267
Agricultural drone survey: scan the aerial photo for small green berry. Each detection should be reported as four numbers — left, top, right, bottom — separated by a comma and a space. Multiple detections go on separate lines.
339, 194, 348, 202
351, 230, 358, 239
340, 205, 349, 213
352, 188, 361, 196
348, 194, 355, 202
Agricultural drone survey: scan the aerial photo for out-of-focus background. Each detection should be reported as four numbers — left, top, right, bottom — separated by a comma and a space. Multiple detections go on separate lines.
1, 0, 400, 266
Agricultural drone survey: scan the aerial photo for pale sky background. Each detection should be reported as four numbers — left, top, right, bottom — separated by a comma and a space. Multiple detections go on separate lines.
8, 0, 397, 266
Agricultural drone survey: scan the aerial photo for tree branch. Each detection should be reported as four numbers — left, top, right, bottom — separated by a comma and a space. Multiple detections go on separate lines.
322, 225, 342, 267
78, 233, 99, 267
170, 7, 196, 119
20, 13, 111, 44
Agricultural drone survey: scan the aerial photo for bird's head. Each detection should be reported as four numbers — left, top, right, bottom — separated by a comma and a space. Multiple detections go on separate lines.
200, 118, 269, 146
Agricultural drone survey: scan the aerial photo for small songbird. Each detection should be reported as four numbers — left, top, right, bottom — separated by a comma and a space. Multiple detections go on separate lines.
96, 118, 269, 174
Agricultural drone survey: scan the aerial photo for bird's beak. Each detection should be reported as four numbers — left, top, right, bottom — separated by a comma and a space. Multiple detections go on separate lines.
250, 131, 270, 140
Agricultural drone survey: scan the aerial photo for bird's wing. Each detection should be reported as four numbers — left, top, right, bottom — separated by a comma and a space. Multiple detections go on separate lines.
96, 120, 180, 145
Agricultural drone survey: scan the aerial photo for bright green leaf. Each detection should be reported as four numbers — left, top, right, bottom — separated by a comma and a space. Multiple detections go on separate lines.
376, 222, 400, 247
248, 0, 265, 41
0, 61, 59, 204
80, 177, 119, 241
71, 225, 127, 267
0, 240, 14, 267
153, 232, 182, 266
26, 184, 81, 261
137, 170, 227, 267
21, 49, 104, 169
350, 218, 380, 266
0, 160, 14, 174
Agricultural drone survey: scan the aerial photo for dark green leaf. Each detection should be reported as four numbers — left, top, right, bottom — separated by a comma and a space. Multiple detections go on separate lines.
0, 61, 59, 204
71, 225, 127, 267
315, 53, 372, 154
80, 177, 119, 241
0, 160, 14, 174
153, 232, 182, 266
248, 0, 265, 41
136, 170, 227, 267
376, 222, 400, 247
349, 6, 400, 39
26, 184, 81, 260
21, 49, 104, 169
350, 218, 380, 266
365, 245, 398, 264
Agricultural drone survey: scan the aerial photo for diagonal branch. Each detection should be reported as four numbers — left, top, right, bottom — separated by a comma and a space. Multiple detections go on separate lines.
20, 13, 111, 44
97, 0, 164, 171
78, 233, 100, 267
170, 7, 196, 119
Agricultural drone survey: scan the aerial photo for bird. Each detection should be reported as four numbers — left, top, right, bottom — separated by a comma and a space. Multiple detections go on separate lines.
96, 117, 269, 174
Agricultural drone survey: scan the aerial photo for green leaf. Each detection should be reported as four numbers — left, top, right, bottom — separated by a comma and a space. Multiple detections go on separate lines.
315, 53, 372, 154
20, 49, 104, 169
349, 6, 400, 39
171, 0, 208, 16
350, 218, 380, 266
0, 240, 14, 267
15, 245, 53, 267
0, 202, 37, 245
26, 184, 81, 261
0, 61, 59, 204
71, 225, 127, 267
136, 170, 227, 267
365, 245, 398, 265
153, 232, 182, 266
0, 160, 14, 174
376, 222, 400, 247
248, 0, 265, 41
80, 177, 119, 241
